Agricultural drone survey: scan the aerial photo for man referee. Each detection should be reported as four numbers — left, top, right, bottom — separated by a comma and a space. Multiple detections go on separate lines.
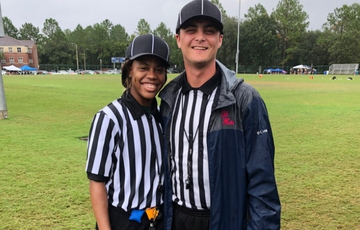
159, 0, 281, 229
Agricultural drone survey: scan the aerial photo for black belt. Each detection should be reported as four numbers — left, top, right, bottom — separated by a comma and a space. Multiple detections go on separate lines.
173, 203, 210, 217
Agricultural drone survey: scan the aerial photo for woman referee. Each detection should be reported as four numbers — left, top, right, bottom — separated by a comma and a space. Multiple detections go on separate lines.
85, 34, 170, 230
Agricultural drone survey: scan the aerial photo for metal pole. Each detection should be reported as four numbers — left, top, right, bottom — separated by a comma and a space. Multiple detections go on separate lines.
0, 2, 8, 119
71, 43, 79, 74
76, 45, 79, 73
0, 68, 7, 119
83, 50, 86, 71
235, 0, 241, 74
100, 59, 102, 71
0, 2, 4, 36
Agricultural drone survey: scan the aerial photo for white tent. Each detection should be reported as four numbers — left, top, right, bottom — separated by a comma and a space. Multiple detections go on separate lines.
293, 64, 310, 69
3, 65, 22, 71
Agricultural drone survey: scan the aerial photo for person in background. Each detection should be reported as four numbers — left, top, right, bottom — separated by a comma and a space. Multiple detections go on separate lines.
159, 0, 281, 229
86, 34, 170, 230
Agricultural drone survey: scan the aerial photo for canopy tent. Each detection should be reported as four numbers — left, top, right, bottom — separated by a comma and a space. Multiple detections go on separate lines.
274, 68, 287, 73
263, 68, 287, 74
293, 64, 310, 69
3, 65, 21, 71
263, 68, 275, 73
20, 65, 37, 71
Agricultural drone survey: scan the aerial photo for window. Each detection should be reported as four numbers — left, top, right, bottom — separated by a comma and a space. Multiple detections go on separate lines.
18, 57, 23, 63
9, 57, 14, 63
17, 47, 22, 53
0, 47, 3, 53
8, 47, 13, 53
28, 47, 32, 53
29, 58, 33, 64
1, 59, 5, 64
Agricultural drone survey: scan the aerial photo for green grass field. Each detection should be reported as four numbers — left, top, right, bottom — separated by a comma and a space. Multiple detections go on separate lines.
0, 73, 359, 229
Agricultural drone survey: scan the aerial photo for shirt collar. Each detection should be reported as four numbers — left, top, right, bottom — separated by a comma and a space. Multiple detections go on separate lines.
122, 92, 160, 120
181, 64, 221, 96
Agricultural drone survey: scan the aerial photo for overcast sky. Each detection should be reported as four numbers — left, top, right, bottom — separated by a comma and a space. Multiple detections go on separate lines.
2, 0, 359, 35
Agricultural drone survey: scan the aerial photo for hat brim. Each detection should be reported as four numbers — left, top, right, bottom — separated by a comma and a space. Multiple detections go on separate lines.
176, 15, 223, 34
128, 53, 170, 67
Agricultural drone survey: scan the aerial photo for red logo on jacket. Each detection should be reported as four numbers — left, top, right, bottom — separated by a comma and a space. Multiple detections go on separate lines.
221, 111, 235, 125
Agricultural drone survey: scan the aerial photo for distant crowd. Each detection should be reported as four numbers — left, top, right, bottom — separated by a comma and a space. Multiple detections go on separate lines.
289, 67, 317, 75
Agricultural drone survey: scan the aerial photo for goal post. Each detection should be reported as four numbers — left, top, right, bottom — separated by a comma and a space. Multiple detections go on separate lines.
329, 63, 359, 75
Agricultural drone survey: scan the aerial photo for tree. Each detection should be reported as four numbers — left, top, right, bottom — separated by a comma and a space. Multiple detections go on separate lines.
293, 30, 330, 66
153, 22, 182, 68
90, 22, 112, 65
272, 0, 309, 66
135, 19, 152, 35
66, 24, 85, 48
321, 3, 360, 64
110, 24, 129, 61
211, 0, 227, 16
42, 18, 62, 37
18, 23, 45, 64
41, 18, 72, 66
3, 17, 18, 38
216, 15, 238, 70
240, 4, 280, 69
110, 24, 128, 42
9, 4, 360, 70
65, 24, 88, 68
83, 25, 99, 66
209, 1, 239, 70
153, 22, 171, 39
100, 19, 113, 36
18, 23, 43, 44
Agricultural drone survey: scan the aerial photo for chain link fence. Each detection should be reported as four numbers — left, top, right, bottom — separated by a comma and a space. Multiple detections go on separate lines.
238, 65, 330, 74
38, 64, 122, 72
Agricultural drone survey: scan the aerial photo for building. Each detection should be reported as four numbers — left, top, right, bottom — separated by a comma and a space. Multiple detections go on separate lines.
0, 35, 39, 69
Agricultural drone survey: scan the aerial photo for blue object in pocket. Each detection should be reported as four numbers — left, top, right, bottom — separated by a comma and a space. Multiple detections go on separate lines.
129, 209, 145, 223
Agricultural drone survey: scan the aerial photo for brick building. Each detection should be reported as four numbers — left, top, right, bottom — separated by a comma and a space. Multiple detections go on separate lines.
0, 35, 39, 69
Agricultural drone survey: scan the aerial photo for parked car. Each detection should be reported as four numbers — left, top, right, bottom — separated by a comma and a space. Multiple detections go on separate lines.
58, 70, 70, 75
83, 70, 95, 75
104, 69, 121, 74
94, 70, 104, 74
167, 67, 181, 73
37, 70, 49, 75
75, 69, 84, 74
49, 70, 69, 75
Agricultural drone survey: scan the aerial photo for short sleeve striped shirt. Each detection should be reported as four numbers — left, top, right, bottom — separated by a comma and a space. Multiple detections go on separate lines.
85, 92, 164, 211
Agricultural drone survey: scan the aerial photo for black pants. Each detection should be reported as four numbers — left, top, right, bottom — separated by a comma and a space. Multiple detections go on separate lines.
96, 204, 164, 230
172, 203, 210, 230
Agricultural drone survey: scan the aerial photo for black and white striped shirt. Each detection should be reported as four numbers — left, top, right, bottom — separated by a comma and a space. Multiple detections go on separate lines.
170, 69, 221, 210
86, 92, 164, 211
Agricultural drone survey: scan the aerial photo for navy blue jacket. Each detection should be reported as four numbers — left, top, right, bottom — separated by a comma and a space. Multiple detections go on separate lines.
159, 61, 281, 230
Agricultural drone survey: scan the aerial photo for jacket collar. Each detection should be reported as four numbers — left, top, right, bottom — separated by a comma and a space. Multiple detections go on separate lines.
159, 60, 243, 110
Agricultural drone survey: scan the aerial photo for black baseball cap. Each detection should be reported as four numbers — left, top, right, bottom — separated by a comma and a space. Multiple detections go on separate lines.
176, 0, 223, 34
125, 34, 170, 67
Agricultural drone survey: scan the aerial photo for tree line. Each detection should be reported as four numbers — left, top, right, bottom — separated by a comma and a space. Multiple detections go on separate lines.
3, 0, 360, 72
